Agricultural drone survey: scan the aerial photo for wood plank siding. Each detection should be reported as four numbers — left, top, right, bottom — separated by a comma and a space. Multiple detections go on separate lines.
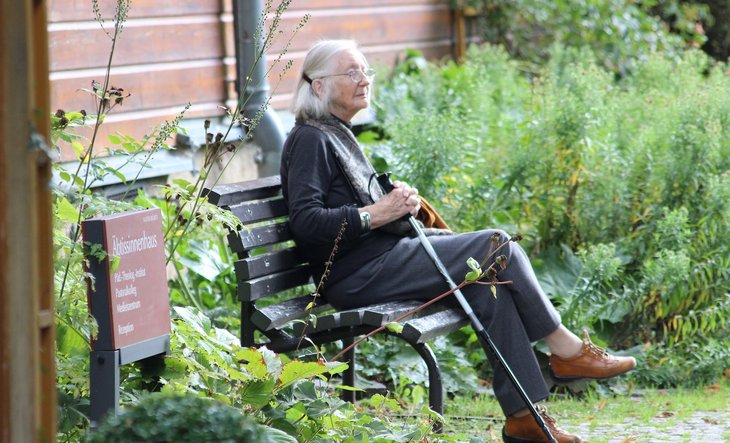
48, 0, 453, 160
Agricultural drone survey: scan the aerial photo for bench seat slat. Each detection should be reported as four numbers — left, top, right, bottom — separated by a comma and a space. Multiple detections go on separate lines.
234, 248, 305, 280
292, 309, 364, 336
292, 300, 442, 335
401, 309, 468, 344
238, 266, 312, 301
360, 301, 424, 326
251, 296, 332, 331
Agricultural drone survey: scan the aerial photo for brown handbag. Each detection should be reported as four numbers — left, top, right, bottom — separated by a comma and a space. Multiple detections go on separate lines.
416, 197, 450, 230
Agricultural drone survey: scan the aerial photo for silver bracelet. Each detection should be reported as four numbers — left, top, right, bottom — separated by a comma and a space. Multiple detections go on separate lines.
359, 211, 371, 231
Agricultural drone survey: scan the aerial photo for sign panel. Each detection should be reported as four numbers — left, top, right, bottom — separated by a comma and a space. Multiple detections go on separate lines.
83, 208, 171, 350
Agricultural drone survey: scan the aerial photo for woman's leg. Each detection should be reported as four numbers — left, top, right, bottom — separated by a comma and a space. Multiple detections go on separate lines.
325, 229, 556, 415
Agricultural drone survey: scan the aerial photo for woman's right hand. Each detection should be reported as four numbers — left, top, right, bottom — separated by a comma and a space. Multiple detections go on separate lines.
361, 181, 420, 230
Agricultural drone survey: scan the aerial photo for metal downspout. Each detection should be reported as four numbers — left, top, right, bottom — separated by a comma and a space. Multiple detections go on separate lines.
232, 0, 285, 177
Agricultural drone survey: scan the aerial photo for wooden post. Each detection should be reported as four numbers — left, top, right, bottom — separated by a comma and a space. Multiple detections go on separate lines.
0, 0, 55, 441
453, 5, 480, 62
454, 6, 467, 61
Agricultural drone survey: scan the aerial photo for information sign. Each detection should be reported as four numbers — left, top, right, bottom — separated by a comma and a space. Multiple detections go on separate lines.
83, 208, 171, 350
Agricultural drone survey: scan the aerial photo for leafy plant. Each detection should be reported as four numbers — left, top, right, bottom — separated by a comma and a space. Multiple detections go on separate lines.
459, 0, 709, 75
52, 0, 313, 439
367, 43, 730, 387
86, 392, 295, 443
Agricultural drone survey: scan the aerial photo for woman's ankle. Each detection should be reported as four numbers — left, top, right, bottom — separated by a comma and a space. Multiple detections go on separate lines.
545, 325, 583, 358
510, 408, 531, 418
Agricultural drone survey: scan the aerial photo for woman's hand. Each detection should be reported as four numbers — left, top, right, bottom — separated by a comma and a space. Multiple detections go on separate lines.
361, 181, 420, 229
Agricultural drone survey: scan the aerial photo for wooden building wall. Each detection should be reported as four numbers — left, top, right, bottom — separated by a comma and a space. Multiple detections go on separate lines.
48, 0, 454, 161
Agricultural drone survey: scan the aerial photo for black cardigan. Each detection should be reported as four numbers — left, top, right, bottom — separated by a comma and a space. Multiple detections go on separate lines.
280, 122, 401, 292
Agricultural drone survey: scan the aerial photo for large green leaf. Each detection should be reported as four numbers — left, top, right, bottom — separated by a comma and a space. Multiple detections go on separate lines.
277, 360, 332, 391
241, 377, 276, 409
258, 426, 298, 443
55, 196, 79, 222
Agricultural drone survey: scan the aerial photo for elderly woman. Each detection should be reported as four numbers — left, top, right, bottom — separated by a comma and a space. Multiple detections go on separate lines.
280, 40, 635, 443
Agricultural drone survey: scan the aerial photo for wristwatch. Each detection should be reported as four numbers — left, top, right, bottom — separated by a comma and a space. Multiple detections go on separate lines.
359, 210, 371, 231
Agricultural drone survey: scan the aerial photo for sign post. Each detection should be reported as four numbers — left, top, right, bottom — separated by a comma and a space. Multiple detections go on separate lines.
83, 208, 171, 424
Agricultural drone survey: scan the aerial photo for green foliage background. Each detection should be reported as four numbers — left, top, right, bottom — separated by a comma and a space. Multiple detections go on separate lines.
368, 44, 729, 388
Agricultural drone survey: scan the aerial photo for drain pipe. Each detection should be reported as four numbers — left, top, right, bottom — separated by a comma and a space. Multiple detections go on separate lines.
232, 0, 285, 177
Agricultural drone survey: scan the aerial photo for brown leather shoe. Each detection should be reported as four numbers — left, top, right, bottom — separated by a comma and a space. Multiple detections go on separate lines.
502, 406, 582, 442
550, 329, 636, 382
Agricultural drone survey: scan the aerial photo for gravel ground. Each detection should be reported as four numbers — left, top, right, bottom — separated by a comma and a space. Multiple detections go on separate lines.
447, 400, 729, 442
571, 409, 730, 443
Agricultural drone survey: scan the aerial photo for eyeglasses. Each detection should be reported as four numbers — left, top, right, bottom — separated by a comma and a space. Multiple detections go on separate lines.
319, 68, 376, 84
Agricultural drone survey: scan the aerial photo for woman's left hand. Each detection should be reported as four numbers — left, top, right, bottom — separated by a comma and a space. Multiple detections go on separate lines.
392, 181, 421, 217
360, 180, 420, 229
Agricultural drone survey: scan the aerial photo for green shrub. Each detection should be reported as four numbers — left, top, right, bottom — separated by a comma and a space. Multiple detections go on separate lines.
86, 393, 294, 443
460, 0, 709, 75
368, 44, 730, 385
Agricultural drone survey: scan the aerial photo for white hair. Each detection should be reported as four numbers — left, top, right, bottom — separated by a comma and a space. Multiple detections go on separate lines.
291, 40, 365, 120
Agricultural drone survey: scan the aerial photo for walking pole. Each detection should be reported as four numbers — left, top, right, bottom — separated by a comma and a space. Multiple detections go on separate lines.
377, 174, 557, 443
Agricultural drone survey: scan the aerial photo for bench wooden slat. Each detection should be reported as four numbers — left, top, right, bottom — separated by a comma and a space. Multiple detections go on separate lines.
292, 301, 424, 335
234, 248, 305, 280
360, 301, 423, 326
238, 266, 312, 301
227, 221, 293, 254
239, 222, 292, 251
401, 308, 468, 344
251, 296, 332, 331
228, 198, 288, 224
292, 308, 364, 335
205, 175, 282, 206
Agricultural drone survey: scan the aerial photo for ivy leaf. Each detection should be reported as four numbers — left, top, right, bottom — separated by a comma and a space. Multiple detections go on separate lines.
71, 141, 86, 161
465, 256, 482, 281
240, 377, 276, 409
110, 167, 126, 183
236, 348, 269, 379
56, 197, 79, 222
386, 322, 404, 334
173, 306, 212, 336
324, 361, 348, 375
109, 255, 121, 273
277, 360, 331, 391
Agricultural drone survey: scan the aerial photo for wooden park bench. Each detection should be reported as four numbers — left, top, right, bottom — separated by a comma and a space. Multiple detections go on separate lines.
203, 175, 468, 419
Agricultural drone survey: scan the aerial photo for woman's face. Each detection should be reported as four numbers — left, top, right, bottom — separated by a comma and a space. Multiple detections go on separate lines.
320, 49, 371, 121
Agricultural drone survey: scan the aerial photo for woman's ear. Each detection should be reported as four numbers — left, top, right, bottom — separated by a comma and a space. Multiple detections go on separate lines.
312, 79, 325, 98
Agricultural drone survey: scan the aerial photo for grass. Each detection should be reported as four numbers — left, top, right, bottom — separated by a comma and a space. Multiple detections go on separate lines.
440, 379, 730, 442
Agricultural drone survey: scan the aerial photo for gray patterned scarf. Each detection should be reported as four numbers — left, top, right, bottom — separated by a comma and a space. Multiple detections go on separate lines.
300, 117, 413, 236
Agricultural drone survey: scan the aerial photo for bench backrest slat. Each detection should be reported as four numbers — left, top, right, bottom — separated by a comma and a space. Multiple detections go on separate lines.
234, 248, 304, 280
227, 222, 293, 253
238, 266, 312, 301
205, 176, 313, 311
227, 198, 288, 224
205, 175, 282, 206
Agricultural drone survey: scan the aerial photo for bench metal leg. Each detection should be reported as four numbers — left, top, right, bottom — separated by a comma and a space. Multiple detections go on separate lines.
241, 302, 255, 347
411, 342, 444, 433
340, 337, 356, 403
381, 331, 444, 432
